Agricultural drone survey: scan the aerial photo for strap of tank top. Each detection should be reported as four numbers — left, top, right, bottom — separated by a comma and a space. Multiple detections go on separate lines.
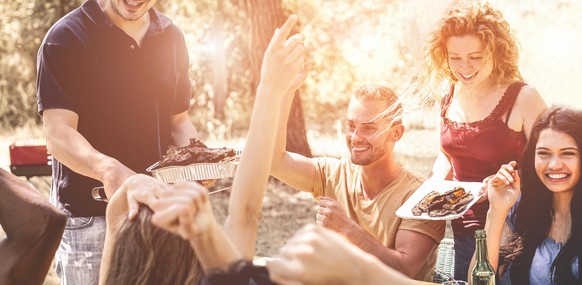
503, 82, 526, 125
440, 84, 455, 118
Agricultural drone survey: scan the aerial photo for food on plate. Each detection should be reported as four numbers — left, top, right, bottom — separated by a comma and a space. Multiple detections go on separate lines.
157, 139, 237, 168
411, 186, 474, 217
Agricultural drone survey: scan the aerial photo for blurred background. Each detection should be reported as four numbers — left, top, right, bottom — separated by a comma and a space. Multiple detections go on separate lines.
1, 1, 581, 283
2, 0, 582, 172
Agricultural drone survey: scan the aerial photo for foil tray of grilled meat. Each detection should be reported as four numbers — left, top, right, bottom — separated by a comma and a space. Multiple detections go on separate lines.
395, 180, 482, 220
146, 139, 241, 183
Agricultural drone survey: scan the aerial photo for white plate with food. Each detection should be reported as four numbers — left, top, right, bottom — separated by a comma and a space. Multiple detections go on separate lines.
395, 180, 484, 221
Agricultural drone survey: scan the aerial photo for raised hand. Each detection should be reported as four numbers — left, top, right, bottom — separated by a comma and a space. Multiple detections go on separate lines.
150, 181, 217, 240
316, 196, 354, 234
259, 14, 307, 97
487, 161, 521, 211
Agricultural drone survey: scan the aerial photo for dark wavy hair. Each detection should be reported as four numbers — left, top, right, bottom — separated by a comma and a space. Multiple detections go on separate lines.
104, 206, 203, 285
500, 106, 582, 284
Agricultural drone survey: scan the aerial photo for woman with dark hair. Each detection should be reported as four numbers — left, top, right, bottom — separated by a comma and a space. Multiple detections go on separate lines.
471, 106, 582, 284
416, 0, 547, 280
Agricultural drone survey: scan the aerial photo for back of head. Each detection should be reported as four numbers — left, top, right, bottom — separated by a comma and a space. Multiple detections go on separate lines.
352, 85, 403, 126
104, 206, 202, 285
418, 0, 521, 101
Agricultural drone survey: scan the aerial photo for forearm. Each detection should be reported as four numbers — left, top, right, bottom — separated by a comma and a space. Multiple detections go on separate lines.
190, 222, 242, 272
484, 208, 510, 270
357, 254, 421, 285
342, 224, 411, 277
271, 88, 294, 174
170, 111, 198, 147
225, 82, 286, 256
45, 123, 125, 183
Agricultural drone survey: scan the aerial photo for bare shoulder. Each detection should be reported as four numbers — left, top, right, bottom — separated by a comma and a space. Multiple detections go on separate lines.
515, 84, 547, 115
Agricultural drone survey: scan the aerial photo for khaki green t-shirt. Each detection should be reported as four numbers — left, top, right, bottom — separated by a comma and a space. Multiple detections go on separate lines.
311, 157, 445, 281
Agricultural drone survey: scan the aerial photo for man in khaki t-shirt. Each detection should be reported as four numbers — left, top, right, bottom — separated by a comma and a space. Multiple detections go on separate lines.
271, 85, 445, 281
312, 157, 444, 281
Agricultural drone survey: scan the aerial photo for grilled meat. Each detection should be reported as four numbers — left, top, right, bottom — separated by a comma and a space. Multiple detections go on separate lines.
412, 186, 474, 217
158, 139, 237, 168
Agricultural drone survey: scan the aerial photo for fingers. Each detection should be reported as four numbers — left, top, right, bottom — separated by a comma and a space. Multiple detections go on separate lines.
127, 195, 139, 220
272, 14, 298, 47
150, 184, 210, 239
490, 161, 517, 186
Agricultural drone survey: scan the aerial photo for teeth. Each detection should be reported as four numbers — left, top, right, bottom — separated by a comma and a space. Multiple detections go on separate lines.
352, 147, 368, 151
460, 73, 475, 79
126, 0, 143, 7
547, 173, 568, 179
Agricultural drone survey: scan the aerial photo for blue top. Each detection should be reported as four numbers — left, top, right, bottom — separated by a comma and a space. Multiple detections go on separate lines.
500, 204, 580, 284
500, 237, 579, 285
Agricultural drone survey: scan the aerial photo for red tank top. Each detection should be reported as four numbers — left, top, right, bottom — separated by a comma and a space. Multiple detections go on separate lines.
441, 81, 527, 236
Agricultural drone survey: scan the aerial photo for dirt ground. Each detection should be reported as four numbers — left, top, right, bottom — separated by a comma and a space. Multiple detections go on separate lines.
0, 128, 442, 284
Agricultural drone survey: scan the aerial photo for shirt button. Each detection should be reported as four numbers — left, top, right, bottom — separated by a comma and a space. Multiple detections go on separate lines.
130, 45, 135, 49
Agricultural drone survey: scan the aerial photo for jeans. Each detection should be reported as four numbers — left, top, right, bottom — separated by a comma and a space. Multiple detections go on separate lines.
454, 235, 476, 281
55, 212, 106, 285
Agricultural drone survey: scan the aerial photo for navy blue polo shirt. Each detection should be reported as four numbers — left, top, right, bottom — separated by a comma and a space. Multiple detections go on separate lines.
36, 0, 191, 217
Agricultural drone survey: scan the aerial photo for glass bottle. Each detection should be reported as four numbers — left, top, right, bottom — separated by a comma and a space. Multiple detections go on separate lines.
470, 229, 496, 285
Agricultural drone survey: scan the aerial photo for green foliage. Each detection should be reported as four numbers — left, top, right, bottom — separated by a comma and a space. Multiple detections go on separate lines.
0, 0, 83, 130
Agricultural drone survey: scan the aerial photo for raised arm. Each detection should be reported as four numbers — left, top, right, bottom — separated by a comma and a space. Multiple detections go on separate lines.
269, 87, 319, 192
0, 169, 66, 285
224, 14, 308, 258
468, 161, 521, 282
43, 108, 135, 198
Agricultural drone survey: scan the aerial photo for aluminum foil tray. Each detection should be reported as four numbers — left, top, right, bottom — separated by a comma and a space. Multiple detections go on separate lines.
147, 162, 238, 183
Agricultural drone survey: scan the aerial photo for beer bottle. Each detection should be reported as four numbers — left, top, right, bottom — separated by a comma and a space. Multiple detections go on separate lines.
470, 229, 496, 285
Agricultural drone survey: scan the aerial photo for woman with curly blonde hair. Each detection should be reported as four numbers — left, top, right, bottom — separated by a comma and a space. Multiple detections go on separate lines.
416, 0, 547, 281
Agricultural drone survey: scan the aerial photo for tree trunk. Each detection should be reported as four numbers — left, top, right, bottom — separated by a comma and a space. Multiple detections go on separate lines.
211, 1, 228, 120
243, 0, 312, 157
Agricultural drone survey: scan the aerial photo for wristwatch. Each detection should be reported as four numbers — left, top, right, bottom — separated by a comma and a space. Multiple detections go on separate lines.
92, 186, 108, 202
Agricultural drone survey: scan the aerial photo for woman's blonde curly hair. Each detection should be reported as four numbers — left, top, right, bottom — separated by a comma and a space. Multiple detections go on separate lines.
416, 0, 523, 104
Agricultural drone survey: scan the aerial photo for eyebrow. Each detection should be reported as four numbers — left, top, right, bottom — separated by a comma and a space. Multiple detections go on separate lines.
448, 51, 483, 56
346, 120, 378, 126
536, 146, 579, 151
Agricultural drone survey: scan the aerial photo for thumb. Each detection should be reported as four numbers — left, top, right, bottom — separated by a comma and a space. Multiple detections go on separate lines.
127, 194, 139, 220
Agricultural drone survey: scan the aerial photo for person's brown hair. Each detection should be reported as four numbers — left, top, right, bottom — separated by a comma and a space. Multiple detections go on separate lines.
104, 206, 203, 285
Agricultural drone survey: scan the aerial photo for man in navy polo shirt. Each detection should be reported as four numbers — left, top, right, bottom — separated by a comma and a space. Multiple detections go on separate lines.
36, 0, 198, 283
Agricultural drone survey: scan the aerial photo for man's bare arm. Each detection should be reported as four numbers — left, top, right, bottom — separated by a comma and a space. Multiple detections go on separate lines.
170, 110, 199, 147
270, 87, 318, 193
344, 224, 437, 278
43, 109, 135, 198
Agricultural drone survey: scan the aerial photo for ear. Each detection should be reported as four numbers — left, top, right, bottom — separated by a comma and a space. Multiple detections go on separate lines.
391, 124, 405, 142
